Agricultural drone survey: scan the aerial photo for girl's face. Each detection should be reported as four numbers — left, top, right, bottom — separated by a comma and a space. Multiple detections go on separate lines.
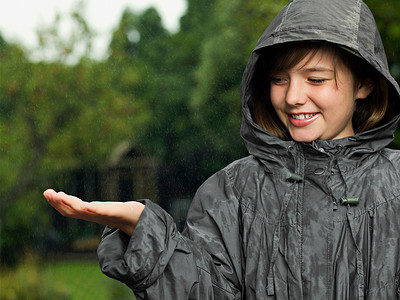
269, 48, 372, 142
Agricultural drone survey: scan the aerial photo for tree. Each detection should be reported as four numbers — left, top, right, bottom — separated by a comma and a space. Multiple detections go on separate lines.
106, 5, 219, 199
0, 5, 149, 265
189, 0, 287, 170
365, 0, 400, 80
2, 0, 399, 266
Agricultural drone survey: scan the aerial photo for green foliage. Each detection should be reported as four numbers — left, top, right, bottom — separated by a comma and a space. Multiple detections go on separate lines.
1, 0, 400, 268
189, 0, 287, 170
364, 0, 400, 81
35, 1, 95, 63
0, 188, 51, 266
0, 254, 71, 300
0, 5, 149, 265
106, 5, 208, 175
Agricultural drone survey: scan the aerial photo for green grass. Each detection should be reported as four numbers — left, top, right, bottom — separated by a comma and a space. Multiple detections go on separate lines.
0, 254, 136, 300
41, 259, 134, 300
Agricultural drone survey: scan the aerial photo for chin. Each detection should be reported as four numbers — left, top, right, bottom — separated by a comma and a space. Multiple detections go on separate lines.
290, 133, 318, 143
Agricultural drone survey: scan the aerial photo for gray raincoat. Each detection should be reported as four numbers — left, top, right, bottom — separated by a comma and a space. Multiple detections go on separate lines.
97, 0, 400, 298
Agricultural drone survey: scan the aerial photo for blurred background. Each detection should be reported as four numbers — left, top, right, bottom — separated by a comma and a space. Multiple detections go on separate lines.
0, 0, 399, 299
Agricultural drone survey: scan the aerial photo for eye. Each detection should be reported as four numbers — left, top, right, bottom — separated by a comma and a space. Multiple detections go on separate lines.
270, 77, 287, 85
308, 78, 326, 84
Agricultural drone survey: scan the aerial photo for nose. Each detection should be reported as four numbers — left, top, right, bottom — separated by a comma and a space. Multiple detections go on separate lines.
285, 79, 307, 106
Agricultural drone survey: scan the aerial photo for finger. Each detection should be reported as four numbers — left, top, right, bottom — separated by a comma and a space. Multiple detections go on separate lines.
45, 190, 116, 215
43, 189, 57, 201
45, 190, 82, 208
44, 189, 67, 211
44, 189, 72, 207
44, 189, 86, 217
57, 192, 85, 211
82, 201, 124, 215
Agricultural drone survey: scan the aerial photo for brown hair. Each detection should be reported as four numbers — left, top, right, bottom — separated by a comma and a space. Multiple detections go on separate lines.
252, 41, 390, 140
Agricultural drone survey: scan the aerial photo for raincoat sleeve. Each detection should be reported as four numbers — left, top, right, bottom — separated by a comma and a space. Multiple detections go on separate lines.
97, 169, 243, 300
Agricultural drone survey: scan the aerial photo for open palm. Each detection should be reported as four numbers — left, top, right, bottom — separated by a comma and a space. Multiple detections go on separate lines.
44, 189, 145, 236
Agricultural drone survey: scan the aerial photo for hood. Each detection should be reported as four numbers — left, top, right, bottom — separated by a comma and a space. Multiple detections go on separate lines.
240, 0, 400, 162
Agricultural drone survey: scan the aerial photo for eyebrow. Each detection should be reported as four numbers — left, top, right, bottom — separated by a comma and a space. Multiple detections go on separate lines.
301, 67, 334, 73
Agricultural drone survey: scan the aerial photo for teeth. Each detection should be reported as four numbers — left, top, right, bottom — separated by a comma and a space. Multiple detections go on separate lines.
291, 113, 316, 120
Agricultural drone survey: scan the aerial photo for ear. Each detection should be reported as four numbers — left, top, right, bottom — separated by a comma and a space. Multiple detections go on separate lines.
355, 79, 375, 100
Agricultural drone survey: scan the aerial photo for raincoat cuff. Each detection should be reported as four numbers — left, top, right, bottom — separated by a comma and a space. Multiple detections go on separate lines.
97, 199, 179, 291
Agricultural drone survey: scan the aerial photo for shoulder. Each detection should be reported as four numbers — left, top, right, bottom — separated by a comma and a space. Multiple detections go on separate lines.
375, 148, 400, 170
222, 155, 264, 180
218, 155, 266, 200
193, 156, 263, 203
371, 148, 400, 181
200, 155, 262, 185
380, 147, 400, 160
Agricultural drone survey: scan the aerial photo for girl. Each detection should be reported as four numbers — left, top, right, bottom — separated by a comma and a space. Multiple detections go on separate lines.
45, 0, 400, 298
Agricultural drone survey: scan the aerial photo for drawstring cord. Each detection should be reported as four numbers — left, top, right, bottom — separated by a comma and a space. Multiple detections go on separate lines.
267, 172, 302, 296
337, 162, 364, 299
346, 208, 365, 299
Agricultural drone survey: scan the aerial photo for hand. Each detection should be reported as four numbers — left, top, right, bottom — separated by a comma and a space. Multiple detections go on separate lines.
44, 189, 145, 236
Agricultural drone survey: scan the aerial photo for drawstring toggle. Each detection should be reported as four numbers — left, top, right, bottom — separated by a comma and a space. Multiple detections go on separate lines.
285, 172, 303, 182
340, 197, 359, 206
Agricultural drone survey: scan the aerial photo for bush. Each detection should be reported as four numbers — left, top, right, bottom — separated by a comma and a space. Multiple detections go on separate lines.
0, 253, 71, 300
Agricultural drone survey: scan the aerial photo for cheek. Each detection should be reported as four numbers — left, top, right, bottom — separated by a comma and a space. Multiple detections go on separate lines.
318, 90, 357, 121
269, 87, 282, 110
315, 88, 352, 109
338, 88, 358, 114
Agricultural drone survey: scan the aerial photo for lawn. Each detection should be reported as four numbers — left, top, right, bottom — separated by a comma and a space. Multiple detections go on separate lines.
41, 259, 134, 300
0, 254, 135, 300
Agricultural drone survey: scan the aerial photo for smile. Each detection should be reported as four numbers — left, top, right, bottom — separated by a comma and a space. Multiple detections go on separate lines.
288, 112, 320, 127
291, 113, 317, 120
